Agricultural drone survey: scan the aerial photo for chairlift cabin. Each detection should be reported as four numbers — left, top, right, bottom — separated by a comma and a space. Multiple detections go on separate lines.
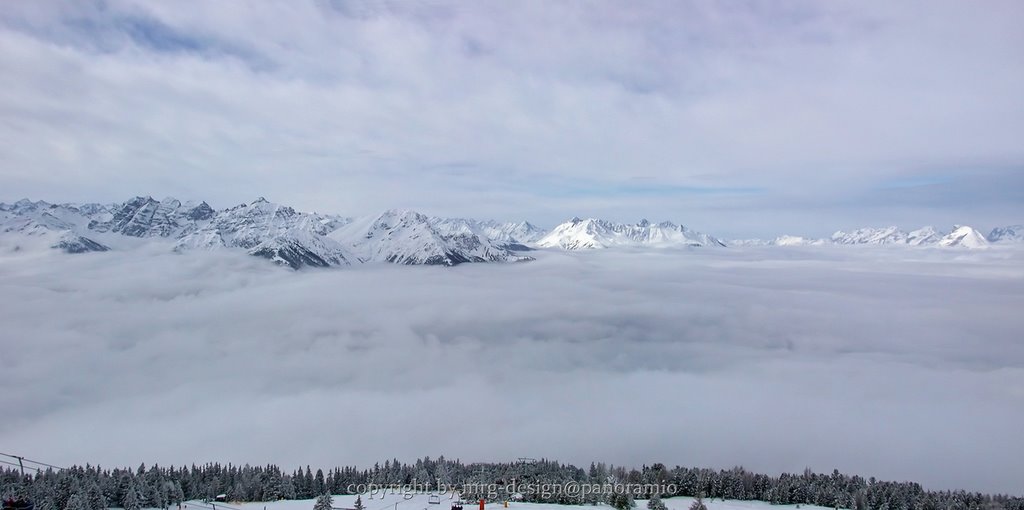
429, 495, 441, 505
450, 502, 463, 510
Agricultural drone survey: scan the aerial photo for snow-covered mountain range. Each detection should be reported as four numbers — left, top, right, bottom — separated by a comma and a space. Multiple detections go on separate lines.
536, 217, 724, 249
1, 196, 1019, 268
0, 197, 533, 269
729, 224, 1011, 248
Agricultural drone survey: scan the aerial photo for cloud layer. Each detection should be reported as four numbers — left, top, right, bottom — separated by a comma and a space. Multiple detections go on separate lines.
2, 246, 1022, 494
1, 1, 1023, 236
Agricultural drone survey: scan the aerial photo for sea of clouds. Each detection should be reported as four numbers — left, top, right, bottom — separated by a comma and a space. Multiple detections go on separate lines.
1, 245, 1022, 494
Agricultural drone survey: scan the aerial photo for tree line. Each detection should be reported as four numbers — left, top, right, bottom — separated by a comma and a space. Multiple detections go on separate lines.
2, 457, 1021, 510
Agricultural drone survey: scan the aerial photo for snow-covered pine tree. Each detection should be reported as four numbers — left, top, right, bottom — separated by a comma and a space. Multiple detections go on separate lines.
315, 470, 326, 496
648, 494, 667, 510
172, 482, 185, 507
54, 473, 79, 510
123, 483, 142, 510
689, 495, 708, 510
313, 493, 334, 510
610, 493, 635, 510
86, 482, 108, 510
66, 494, 90, 510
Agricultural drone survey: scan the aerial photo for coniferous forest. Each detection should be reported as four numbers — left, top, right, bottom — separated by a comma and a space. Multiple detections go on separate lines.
2, 458, 1022, 510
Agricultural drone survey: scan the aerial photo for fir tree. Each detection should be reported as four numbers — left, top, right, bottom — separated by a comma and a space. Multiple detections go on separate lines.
314, 494, 334, 510
315, 470, 326, 497
66, 494, 90, 510
86, 482, 107, 510
690, 495, 708, 510
123, 484, 142, 510
648, 494, 667, 510
611, 493, 635, 510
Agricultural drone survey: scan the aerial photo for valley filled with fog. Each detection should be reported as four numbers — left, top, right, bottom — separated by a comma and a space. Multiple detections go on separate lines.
1, 246, 1022, 494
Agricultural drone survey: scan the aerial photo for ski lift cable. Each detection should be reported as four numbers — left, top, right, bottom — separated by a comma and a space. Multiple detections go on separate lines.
0, 459, 30, 470
0, 452, 66, 471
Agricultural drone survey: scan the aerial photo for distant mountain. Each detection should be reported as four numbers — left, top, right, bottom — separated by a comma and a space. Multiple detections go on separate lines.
771, 235, 827, 246
829, 225, 985, 247
333, 210, 529, 265
731, 224, 999, 249
907, 226, 943, 246
989, 224, 1024, 243
0, 196, 530, 268
829, 225, 989, 249
536, 217, 724, 250
430, 217, 545, 251
0, 202, 110, 254
1, 197, 1013, 265
938, 225, 989, 248
174, 197, 346, 249
90, 196, 215, 238
831, 226, 908, 245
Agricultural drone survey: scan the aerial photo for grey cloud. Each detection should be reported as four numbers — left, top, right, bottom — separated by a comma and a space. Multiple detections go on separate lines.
1, 1, 1022, 234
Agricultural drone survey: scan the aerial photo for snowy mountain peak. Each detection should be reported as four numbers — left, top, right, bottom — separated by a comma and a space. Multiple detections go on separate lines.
185, 201, 215, 221
939, 225, 989, 248
2, 198, 52, 214
536, 217, 724, 250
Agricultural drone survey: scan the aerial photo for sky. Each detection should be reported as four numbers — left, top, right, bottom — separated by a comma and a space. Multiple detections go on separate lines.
0, 1, 1022, 237
1, 244, 1023, 494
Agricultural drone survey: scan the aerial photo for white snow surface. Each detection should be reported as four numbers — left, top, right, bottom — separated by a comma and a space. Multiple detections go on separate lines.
172, 494, 834, 510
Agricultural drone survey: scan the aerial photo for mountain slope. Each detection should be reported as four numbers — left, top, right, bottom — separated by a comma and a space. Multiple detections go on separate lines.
333, 210, 529, 265
431, 218, 545, 250
0, 207, 110, 254
907, 226, 943, 246
831, 226, 908, 245
90, 196, 214, 238
989, 225, 1023, 243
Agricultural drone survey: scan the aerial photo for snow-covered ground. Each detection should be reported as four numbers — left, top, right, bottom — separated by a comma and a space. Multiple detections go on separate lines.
179, 494, 832, 510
